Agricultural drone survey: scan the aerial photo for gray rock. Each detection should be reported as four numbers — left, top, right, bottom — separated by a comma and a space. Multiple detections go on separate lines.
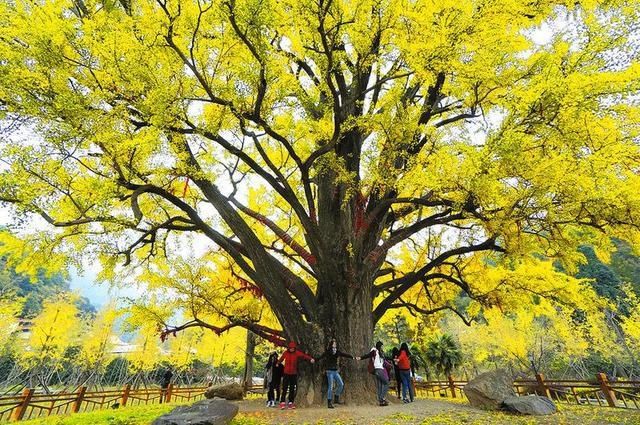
502, 395, 557, 415
463, 369, 516, 409
152, 399, 238, 425
204, 383, 244, 400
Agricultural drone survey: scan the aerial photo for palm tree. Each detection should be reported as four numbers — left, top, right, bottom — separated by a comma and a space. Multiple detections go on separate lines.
424, 334, 463, 378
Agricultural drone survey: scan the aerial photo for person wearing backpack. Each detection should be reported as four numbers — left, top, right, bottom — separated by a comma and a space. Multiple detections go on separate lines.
278, 341, 315, 409
395, 342, 416, 403
316, 338, 355, 408
356, 341, 391, 406
264, 352, 284, 407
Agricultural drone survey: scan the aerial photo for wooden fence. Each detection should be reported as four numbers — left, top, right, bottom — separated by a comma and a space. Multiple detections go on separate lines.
413, 373, 640, 410
0, 385, 207, 422
2, 373, 639, 421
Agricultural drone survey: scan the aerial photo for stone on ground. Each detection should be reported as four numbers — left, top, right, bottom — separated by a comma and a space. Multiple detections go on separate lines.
204, 382, 244, 400
463, 369, 516, 409
502, 395, 557, 415
152, 398, 238, 425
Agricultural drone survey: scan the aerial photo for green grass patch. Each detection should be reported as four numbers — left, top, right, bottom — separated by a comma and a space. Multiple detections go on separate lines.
19, 403, 186, 425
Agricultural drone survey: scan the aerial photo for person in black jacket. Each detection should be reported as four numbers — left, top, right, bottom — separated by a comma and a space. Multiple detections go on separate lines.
391, 347, 401, 399
316, 338, 355, 408
264, 352, 284, 407
160, 368, 173, 404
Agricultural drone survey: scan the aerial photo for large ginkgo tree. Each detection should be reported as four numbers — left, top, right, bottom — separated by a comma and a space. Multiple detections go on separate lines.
1, 0, 639, 403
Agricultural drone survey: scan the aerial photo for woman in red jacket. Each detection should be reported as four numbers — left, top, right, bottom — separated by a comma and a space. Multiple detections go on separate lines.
278, 341, 315, 409
395, 342, 416, 403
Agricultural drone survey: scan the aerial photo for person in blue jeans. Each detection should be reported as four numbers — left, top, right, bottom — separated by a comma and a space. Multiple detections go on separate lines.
316, 338, 355, 408
395, 342, 416, 403
358, 341, 391, 406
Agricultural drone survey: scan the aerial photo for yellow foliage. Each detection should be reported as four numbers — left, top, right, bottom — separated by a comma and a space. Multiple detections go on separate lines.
77, 305, 119, 372
195, 327, 248, 367
22, 294, 81, 369
1, 0, 640, 356
620, 285, 640, 359
127, 323, 163, 373
0, 296, 22, 354
0, 232, 69, 282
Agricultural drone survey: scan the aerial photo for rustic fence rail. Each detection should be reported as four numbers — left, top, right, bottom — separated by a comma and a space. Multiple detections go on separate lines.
1, 373, 639, 421
0, 385, 208, 422
413, 373, 640, 410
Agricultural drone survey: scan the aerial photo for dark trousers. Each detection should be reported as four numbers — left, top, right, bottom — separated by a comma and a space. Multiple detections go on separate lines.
393, 368, 401, 397
374, 369, 389, 402
280, 374, 298, 403
160, 384, 169, 404
268, 377, 281, 402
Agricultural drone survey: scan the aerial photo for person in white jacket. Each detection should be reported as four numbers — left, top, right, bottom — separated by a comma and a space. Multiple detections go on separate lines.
357, 341, 390, 406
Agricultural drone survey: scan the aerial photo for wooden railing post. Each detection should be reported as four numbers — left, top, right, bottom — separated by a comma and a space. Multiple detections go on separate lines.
448, 375, 457, 398
72, 386, 87, 413
165, 384, 173, 403
121, 384, 131, 407
596, 373, 617, 407
535, 373, 551, 398
12, 388, 34, 421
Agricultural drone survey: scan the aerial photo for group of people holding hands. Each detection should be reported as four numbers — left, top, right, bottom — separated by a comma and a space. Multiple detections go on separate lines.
264, 339, 415, 409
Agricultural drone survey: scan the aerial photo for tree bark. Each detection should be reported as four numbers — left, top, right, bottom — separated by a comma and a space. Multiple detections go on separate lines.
242, 330, 256, 390
285, 280, 379, 406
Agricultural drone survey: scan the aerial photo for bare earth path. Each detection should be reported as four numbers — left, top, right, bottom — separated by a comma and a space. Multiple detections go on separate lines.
234, 398, 640, 424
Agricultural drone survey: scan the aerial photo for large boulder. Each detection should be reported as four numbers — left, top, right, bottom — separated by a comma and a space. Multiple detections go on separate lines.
152, 399, 238, 425
463, 369, 516, 409
204, 382, 244, 401
502, 395, 557, 415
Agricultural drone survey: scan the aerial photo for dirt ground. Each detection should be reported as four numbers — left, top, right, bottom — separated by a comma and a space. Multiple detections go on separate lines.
234, 397, 640, 424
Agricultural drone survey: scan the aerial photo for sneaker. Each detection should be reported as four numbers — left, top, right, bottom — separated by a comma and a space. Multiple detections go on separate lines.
403, 398, 410, 403
279, 402, 286, 410
379, 400, 389, 406
288, 402, 296, 409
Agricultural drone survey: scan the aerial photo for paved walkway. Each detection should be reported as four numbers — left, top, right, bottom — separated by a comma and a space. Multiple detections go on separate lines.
235, 397, 640, 424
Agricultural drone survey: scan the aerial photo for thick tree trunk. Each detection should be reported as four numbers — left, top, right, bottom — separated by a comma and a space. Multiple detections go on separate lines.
273, 162, 385, 406
289, 283, 379, 406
